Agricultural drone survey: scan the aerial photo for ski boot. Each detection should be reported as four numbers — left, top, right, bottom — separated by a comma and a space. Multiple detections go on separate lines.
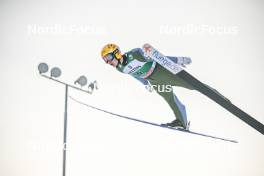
161, 119, 190, 131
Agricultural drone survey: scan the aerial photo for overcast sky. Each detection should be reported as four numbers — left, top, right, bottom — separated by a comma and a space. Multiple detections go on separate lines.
1, 0, 264, 176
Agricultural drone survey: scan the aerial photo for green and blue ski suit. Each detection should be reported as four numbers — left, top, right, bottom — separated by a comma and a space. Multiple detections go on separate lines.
114, 47, 264, 134
116, 48, 193, 128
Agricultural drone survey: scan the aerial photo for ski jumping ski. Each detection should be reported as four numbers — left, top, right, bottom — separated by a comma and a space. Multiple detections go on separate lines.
69, 96, 238, 143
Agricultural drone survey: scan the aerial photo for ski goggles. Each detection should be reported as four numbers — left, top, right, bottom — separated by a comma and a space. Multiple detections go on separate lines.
103, 49, 122, 63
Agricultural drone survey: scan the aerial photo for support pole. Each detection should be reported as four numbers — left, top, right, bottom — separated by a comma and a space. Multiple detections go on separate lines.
62, 85, 68, 176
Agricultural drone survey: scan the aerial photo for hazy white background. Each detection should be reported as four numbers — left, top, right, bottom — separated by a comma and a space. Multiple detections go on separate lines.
1, 0, 264, 176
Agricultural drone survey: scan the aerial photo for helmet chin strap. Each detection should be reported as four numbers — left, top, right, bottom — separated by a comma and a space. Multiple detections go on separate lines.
119, 54, 128, 65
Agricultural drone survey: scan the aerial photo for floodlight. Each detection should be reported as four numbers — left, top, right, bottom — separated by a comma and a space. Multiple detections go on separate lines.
38, 63, 49, 74
50, 67, 62, 78
74, 75, 88, 87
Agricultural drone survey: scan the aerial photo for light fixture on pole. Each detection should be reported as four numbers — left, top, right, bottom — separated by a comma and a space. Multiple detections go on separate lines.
38, 63, 49, 74
50, 67, 62, 78
74, 75, 88, 87
88, 81, 98, 94
37, 62, 98, 176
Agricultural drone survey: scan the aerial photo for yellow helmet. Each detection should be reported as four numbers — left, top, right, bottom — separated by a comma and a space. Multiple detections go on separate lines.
101, 43, 122, 62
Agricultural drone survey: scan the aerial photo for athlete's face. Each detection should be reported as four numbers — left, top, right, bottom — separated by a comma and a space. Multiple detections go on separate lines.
103, 55, 123, 67
107, 58, 119, 67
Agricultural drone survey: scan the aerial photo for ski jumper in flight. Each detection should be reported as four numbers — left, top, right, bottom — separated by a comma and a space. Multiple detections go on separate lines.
100, 43, 264, 134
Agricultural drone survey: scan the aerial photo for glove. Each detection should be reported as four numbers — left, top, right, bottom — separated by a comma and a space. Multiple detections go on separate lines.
177, 57, 192, 67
